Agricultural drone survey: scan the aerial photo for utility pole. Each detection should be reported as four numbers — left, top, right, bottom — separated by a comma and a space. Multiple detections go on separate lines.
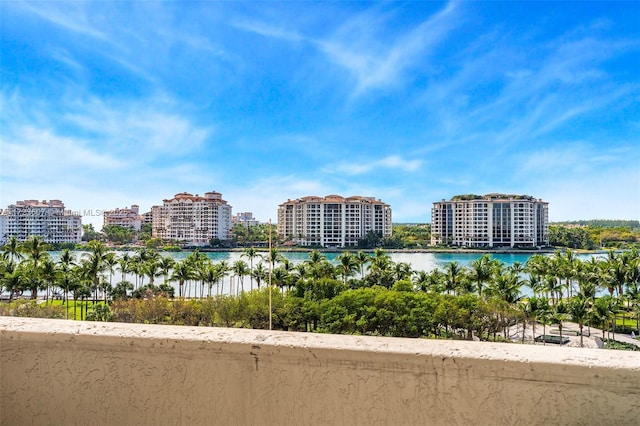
268, 218, 272, 330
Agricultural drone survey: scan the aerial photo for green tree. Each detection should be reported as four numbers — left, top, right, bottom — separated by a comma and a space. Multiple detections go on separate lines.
171, 261, 193, 298
83, 240, 108, 303
40, 257, 58, 304
469, 254, 494, 297
2, 236, 23, 263
569, 295, 589, 347
22, 236, 50, 300
81, 224, 102, 242
336, 252, 359, 285
355, 251, 371, 278
443, 262, 464, 295
241, 247, 260, 291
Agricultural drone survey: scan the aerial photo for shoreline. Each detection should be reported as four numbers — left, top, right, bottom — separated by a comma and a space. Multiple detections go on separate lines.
66, 246, 590, 255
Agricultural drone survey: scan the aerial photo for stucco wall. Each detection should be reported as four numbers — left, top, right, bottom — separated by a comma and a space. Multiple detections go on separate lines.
1, 317, 639, 426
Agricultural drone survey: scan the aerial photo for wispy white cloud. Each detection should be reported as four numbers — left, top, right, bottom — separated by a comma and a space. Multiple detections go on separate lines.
517, 143, 636, 177
61, 97, 212, 156
16, 1, 107, 41
0, 91, 214, 219
315, 2, 459, 96
327, 155, 422, 176
232, 2, 460, 97
2, 125, 124, 176
233, 20, 304, 42
414, 24, 640, 164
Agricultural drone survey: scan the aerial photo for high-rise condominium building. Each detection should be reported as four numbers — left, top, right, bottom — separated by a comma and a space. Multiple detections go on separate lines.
430, 194, 548, 248
151, 191, 232, 246
278, 195, 392, 248
0, 200, 82, 244
103, 205, 142, 231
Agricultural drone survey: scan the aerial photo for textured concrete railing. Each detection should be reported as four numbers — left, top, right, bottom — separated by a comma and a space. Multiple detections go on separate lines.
1, 317, 639, 425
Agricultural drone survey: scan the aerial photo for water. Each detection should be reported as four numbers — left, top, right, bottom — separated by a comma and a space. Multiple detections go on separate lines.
148, 250, 548, 269
17, 250, 605, 299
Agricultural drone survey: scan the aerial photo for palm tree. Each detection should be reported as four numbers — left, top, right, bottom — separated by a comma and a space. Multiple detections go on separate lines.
118, 252, 131, 283
607, 253, 627, 298
413, 270, 430, 292
145, 261, 163, 287
544, 274, 564, 305
1, 264, 24, 302
23, 236, 48, 299
60, 248, 75, 269
393, 262, 413, 282
524, 274, 545, 298
272, 267, 290, 294
306, 250, 326, 267
549, 301, 569, 345
554, 250, 578, 297
592, 296, 616, 340
336, 252, 358, 285
366, 251, 394, 288
195, 258, 213, 299
569, 295, 589, 347
524, 297, 546, 344
212, 262, 228, 296
426, 269, 445, 293
535, 299, 551, 345
263, 247, 282, 271
355, 251, 371, 278
3, 236, 23, 263
443, 262, 463, 295
469, 254, 494, 297
232, 260, 249, 295
104, 252, 118, 291
158, 256, 175, 285
200, 264, 217, 298
40, 257, 58, 304
170, 261, 193, 298
72, 265, 92, 320
112, 280, 134, 301
252, 263, 267, 290
487, 271, 523, 305
241, 247, 259, 291
84, 241, 108, 303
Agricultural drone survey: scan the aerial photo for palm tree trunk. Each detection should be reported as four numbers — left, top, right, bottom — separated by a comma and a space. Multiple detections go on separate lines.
579, 324, 584, 347
532, 322, 536, 344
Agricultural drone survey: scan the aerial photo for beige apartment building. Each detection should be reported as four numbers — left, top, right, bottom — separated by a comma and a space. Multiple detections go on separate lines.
278, 195, 392, 248
103, 205, 142, 231
0, 199, 82, 244
430, 194, 549, 248
151, 191, 232, 246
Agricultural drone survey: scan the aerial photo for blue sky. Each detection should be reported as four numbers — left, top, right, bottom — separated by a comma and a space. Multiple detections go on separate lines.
1, 1, 639, 228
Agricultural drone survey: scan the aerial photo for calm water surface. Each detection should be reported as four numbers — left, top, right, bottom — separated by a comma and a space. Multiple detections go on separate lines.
36, 250, 604, 298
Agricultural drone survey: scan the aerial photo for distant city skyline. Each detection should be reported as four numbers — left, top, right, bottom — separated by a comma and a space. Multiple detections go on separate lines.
2, 1, 639, 229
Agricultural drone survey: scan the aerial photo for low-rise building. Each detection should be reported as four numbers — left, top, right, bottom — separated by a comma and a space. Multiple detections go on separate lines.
430, 193, 549, 248
278, 195, 392, 248
232, 212, 260, 227
151, 191, 232, 246
0, 199, 82, 244
103, 205, 142, 231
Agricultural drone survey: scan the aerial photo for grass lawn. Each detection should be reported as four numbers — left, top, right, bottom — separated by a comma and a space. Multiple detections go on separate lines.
48, 299, 107, 320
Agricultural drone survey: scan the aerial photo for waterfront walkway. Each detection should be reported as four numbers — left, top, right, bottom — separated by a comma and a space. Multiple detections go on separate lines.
509, 321, 640, 349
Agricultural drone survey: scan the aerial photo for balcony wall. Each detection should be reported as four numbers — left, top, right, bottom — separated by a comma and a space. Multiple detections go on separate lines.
1, 317, 639, 425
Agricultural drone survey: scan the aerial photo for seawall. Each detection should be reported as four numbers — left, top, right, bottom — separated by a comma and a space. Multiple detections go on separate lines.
1, 317, 639, 425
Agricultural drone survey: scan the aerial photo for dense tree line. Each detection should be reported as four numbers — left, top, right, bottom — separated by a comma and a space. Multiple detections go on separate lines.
550, 224, 639, 250
2, 237, 639, 346
553, 220, 639, 229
